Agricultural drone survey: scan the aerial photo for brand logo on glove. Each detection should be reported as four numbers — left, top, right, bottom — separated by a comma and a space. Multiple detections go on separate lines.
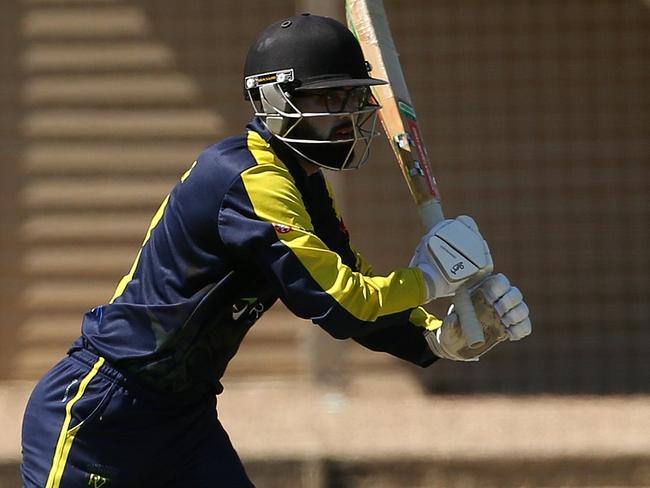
449, 261, 465, 275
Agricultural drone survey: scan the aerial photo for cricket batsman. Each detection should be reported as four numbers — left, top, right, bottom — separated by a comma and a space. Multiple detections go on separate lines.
21, 14, 531, 487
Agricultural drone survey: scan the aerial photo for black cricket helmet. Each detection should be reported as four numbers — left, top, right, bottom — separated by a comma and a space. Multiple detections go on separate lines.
243, 13, 386, 171
243, 13, 386, 99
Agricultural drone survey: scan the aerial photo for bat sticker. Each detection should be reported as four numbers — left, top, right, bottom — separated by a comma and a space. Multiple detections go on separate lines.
394, 133, 411, 150
398, 100, 417, 120
407, 118, 440, 199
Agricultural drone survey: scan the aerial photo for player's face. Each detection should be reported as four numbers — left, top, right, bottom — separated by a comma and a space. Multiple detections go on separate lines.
290, 86, 371, 140
271, 85, 378, 171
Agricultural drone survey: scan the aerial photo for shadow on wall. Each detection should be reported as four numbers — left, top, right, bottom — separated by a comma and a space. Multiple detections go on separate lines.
135, 0, 297, 132
0, 0, 26, 380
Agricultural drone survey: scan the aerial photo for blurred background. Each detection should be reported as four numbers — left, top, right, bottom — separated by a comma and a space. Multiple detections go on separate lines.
0, 0, 648, 486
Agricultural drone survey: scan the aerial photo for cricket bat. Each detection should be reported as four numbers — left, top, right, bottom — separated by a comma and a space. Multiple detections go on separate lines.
346, 0, 485, 348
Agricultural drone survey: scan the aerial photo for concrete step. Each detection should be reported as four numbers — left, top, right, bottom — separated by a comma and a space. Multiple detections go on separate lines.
22, 212, 152, 243
23, 109, 222, 138
24, 142, 199, 175
22, 280, 115, 313
23, 73, 200, 105
23, 245, 134, 277
23, 6, 150, 40
18, 316, 82, 345
22, 177, 173, 209
23, 42, 174, 73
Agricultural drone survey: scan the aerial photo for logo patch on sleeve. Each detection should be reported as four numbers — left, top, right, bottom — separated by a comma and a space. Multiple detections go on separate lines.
273, 223, 293, 234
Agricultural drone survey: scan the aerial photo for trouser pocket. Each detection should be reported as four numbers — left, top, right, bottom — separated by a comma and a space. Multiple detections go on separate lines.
64, 357, 118, 434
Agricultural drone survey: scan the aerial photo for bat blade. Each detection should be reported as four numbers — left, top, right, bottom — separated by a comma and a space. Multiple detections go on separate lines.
346, 0, 485, 348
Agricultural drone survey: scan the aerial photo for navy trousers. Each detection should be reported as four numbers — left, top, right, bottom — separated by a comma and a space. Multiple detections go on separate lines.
21, 348, 254, 487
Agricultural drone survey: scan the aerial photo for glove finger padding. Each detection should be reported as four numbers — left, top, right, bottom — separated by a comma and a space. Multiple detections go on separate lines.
501, 300, 529, 326
494, 286, 523, 316
477, 273, 510, 303
427, 273, 531, 361
506, 317, 532, 341
440, 287, 510, 361
471, 274, 531, 345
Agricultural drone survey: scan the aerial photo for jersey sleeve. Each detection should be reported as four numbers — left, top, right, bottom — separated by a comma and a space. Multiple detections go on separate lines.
344, 306, 442, 367
217, 160, 429, 340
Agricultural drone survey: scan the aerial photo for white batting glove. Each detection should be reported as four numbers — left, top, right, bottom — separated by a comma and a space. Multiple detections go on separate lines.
410, 215, 493, 302
425, 273, 532, 361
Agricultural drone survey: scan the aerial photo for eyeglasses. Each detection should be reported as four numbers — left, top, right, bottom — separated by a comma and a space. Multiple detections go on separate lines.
293, 86, 375, 113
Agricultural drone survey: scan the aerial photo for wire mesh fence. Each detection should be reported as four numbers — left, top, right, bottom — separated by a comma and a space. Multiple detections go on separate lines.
345, 0, 650, 393
1, 0, 648, 393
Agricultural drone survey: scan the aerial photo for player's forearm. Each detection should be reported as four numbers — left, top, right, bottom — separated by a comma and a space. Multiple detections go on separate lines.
267, 242, 426, 327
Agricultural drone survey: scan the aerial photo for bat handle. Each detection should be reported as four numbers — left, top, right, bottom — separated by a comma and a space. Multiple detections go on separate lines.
419, 200, 485, 349
452, 285, 485, 349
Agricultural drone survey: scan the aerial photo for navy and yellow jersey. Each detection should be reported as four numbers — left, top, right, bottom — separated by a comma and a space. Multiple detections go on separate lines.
77, 118, 439, 399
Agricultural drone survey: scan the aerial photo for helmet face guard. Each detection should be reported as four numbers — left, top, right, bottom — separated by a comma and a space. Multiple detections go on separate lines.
243, 14, 387, 170
246, 78, 381, 170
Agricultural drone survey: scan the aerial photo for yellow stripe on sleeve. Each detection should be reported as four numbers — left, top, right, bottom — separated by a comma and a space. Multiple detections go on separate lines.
45, 357, 105, 488
274, 227, 425, 321
180, 160, 197, 182
409, 306, 443, 331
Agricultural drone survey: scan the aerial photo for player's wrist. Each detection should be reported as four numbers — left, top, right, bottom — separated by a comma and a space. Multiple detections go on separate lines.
415, 262, 453, 301
410, 215, 493, 302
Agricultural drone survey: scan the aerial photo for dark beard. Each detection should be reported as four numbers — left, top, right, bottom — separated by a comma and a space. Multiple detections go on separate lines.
285, 121, 354, 169
289, 141, 354, 169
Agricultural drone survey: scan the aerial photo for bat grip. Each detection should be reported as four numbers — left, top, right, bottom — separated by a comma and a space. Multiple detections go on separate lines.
452, 285, 485, 349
